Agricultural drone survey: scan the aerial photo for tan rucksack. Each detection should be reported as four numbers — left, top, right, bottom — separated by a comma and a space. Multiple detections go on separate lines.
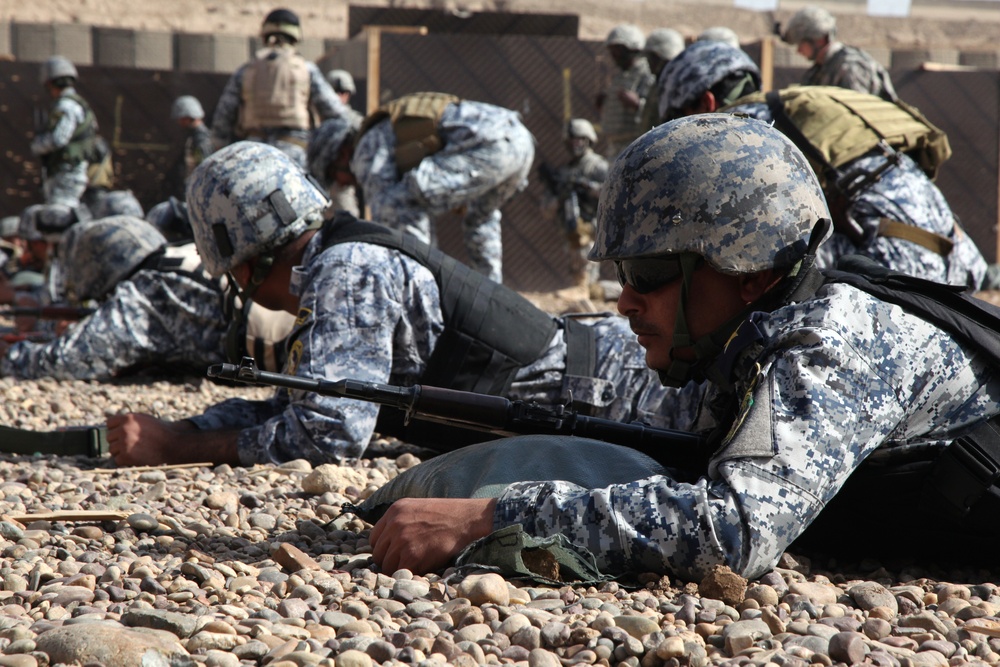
358, 92, 460, 173
725, 85, 951, 182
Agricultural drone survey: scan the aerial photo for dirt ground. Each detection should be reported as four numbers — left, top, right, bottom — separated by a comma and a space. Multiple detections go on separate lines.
6, 0, 1000, 52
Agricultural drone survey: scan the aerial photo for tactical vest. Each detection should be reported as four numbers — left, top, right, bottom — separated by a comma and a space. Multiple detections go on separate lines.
240, 47, 312, 132
358, 92, 460, 173
725, 86, 951, 183
320, 212, 559, 394
43, 92, 98, 172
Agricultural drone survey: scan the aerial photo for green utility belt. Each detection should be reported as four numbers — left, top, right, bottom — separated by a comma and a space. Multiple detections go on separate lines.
0, 425, 108, 458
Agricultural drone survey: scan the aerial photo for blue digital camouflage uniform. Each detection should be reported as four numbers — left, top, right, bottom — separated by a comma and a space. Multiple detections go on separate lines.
600, 58, 656, 159
31, 88, 90, 207
494, 284, 1000, 579
727, 101, 987, 288
491, 115, 1000, 580
350, 100, 536, 284
1, 264, 226, 380
805, 42, 897, 102
187, 233, 659, 466
210, 48, 348, 169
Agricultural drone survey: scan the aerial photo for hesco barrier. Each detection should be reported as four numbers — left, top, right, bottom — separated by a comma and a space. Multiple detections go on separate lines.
1, 30, 998, 290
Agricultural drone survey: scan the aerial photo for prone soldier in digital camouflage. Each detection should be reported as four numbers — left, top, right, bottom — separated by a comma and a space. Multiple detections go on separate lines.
367, 115, 1000, 578
0, 216, 226, 380
659, 41, 987, 288
106, 141, 667, 467
350, 93, 535, 284
0, 215, 293, 380
597, 24, 656, 160
172, 95, 214, 182
781, 6, 897, 102
640, 28, 685, 133
209, 8, 348, 169
539, 119, 608, 287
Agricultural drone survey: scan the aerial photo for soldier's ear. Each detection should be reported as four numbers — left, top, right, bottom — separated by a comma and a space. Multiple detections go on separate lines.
737, 269, 782, 304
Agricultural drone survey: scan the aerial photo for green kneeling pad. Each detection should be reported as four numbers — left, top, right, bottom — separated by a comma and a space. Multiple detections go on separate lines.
347, 435, 668, 583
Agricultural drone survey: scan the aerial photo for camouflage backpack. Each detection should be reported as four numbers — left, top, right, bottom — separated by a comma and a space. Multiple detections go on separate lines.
358, 92, 460, 173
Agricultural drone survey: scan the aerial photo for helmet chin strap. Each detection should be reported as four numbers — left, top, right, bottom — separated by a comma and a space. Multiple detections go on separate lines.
222, 252, 276, 363
657, 219, 832, 389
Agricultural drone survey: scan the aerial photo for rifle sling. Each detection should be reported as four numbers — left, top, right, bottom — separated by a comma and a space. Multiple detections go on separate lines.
877, 218, 954, 257
0, 425, 108, 458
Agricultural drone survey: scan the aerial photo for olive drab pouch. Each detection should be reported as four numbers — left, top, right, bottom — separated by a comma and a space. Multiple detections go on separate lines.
358, 92, 460, 174
724, 85, 951, 184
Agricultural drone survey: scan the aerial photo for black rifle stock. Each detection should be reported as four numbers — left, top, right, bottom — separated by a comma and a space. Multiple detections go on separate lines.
207, 356, 705, 461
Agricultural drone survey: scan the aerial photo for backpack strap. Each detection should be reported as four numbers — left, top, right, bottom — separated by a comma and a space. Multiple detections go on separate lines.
877, 218, 954, 257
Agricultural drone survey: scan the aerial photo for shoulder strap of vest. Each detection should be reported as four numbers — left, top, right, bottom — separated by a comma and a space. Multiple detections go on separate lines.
824, 254, 1000, 364
318, 212, 558, 394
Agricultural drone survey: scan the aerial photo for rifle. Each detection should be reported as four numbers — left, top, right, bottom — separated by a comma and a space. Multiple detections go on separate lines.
207, 356, 706, 463
0, 305, 95, 320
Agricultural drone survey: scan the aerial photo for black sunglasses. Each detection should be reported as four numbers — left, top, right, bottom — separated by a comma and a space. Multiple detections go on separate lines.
614, 256, 701, 294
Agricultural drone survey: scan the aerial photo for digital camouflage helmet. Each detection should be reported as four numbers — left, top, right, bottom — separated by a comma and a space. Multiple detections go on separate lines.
657, 41, 761, 121
40, 56, 78, 85
185, 141, 329, 278
782, 7, 837, 45
171, 95, 205, 121
592, 115, 830, 385
60, 216, 167, 303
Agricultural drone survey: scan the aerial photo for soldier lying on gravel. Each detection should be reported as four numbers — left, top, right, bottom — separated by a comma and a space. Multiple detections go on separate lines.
366, 115, 1000, 580
0, 215, 293, 380
107, 141, 670, 467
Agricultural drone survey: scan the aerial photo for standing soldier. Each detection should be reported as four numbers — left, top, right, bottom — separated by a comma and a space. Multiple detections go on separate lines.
210, 8, 348, 168
539, 119, 608, 287
351, 93, 535, 284
641, 28, 686, 131
597, 24, 655, 160
172, 95, 214, 182
31, 56, 96, 223
781, 6, 897, 102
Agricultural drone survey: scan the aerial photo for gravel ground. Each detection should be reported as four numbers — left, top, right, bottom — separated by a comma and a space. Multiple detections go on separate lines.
0, 360, 999, 667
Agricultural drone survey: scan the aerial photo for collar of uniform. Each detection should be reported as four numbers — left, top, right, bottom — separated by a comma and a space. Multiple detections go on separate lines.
289, 229, 324, 297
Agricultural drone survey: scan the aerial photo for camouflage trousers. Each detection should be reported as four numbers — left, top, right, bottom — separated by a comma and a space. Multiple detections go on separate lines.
43, 163, 88, 207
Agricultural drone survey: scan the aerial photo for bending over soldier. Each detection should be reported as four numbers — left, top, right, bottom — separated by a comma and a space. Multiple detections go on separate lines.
351, 92, 535, 284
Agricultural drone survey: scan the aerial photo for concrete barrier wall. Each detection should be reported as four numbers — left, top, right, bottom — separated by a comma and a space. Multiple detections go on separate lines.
3, 21, 999, 74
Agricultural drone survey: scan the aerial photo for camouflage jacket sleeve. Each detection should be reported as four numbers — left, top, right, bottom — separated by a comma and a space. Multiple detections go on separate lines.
308, 62, 350, 122
818, 153, 988, 288
202, 241, 444, 466
493, 284, 1000, 579
210, 67, 246, 150
31, 95, 87, 156
0, 271, 226, 380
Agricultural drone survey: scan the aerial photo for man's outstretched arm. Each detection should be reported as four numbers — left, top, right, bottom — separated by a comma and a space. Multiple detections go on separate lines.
107, 413, 240, 466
